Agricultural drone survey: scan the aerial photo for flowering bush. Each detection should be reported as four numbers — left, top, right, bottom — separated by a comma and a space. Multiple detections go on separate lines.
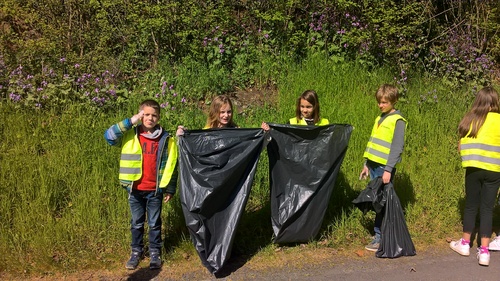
424, 28, 495, 87
3, 58, 126, 111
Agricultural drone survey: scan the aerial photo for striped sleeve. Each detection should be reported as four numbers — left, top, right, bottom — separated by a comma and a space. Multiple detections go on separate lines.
104, 118, 133, 146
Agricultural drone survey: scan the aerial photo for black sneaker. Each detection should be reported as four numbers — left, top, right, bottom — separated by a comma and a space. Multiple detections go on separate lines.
149, 252, 162, 270
125, 251, 142, 270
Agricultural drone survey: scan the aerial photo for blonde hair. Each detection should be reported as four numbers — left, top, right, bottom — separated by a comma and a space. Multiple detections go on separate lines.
375, 84, 399, 104
458, 87, 499, 138
205, 95, 237, 128
294, 90, 321, 124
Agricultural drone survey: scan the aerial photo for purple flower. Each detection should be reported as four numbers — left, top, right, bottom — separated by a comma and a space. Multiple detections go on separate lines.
60, 57, 66, 63
74, 64, 80, 68
181, 97, 186, 103
9, 93, 21, 102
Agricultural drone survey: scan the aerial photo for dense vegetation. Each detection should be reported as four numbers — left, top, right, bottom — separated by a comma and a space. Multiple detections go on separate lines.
1, 0, 500, 277
1, 0, 499, 109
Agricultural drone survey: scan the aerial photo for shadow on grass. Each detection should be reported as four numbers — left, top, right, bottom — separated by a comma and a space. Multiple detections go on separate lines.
213, 197, 273, 278
126, 266, 161, 281
163, 194, 191, 254
330, 171, 416, 239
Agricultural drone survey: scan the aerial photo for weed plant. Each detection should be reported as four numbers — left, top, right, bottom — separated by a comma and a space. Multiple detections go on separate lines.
0, 55, 498, 275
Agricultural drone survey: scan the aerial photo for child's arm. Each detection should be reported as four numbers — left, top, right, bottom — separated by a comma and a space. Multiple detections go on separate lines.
385, 119, 406, 173
104, 111, 143, 146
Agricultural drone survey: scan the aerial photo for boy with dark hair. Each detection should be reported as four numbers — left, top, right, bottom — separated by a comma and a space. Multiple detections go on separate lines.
104, 99, 178, 270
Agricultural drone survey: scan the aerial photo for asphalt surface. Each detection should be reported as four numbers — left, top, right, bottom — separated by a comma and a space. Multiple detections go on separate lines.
202, 247, 500, 281
9, 246, 500, 280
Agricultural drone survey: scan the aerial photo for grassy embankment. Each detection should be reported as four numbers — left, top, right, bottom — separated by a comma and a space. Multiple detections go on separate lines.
0, 54, 494, 276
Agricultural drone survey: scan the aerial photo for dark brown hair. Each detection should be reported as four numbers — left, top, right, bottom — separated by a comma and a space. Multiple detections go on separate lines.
295, 90, 321, 124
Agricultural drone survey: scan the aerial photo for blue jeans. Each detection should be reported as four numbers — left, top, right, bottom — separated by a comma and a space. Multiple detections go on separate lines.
366, 160, 396, 239
128, 190, 163, 254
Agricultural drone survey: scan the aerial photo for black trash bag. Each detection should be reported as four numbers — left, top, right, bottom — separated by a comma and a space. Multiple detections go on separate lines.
178, 128, 266, 274
267, 123, 353, 244
352, 177, 386, 214
352, 178, 416, 258
376, 182, 416, 258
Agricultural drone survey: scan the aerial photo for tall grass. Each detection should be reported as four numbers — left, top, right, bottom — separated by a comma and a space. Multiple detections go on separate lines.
0, 55, 496, 275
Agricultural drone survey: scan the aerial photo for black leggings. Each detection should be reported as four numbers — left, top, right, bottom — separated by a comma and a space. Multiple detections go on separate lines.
463, 167, 500, 238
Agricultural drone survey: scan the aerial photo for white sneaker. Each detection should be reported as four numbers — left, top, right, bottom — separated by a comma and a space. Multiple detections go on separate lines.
477, 248, 490, 266
489, 236, 500, 251
450, 238, 470, 256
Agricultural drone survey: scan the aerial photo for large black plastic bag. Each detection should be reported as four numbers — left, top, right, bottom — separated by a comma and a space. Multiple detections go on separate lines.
267, 123, 353, 243
352, 178, 416, 258
352, 177, 386, 214
376, 182, 416, 258
178, 128, 266, 274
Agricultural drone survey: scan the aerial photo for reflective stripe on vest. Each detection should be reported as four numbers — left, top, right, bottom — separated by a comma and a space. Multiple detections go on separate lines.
119, 130, 142, 181
460, 112, 500, 172
289, 117, 329, 126
363, 114, 406, 165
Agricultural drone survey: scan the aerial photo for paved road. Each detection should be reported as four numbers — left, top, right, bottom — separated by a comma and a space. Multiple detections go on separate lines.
11, 246, 500, 280
202, 247, 500, 281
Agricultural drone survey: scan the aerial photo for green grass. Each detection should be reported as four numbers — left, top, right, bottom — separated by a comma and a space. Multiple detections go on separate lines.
0, 55, 497, 275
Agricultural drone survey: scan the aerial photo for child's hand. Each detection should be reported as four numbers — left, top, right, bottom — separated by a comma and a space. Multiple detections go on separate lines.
382, 171, 391, 184
261, 122, 270, 131
359, 166, 369, 180
164, 193, 172, 203
131, 110, 144, 125
176, 125, 185, 136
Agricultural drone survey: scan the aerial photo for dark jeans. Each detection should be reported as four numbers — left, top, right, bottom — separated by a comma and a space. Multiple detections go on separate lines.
128, 190, 163, 254
463, 167, 500, 238
367, 160, 396, 238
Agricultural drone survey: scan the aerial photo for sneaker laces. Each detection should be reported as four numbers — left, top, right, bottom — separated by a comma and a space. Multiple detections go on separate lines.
479, 246, 489, 254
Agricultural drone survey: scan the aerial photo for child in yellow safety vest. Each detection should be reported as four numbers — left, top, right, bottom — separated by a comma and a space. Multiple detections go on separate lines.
104, 99, 178, 270
261, 89, 329, 131
359, 84, 407, 252
450, 87, 500, 267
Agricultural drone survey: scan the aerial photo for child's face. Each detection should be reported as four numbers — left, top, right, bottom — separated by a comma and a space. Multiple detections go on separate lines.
378, 97, 394, 114
218, 103, 233, 127
300, 98, 314, 119
140, 106, 160, 132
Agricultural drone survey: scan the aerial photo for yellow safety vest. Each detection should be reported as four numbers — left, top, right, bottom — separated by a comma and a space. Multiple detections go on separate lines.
363, 114, 406, 165
460, 112, 500, 172
289, 117, 329, 126
119, 129, 178, 188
